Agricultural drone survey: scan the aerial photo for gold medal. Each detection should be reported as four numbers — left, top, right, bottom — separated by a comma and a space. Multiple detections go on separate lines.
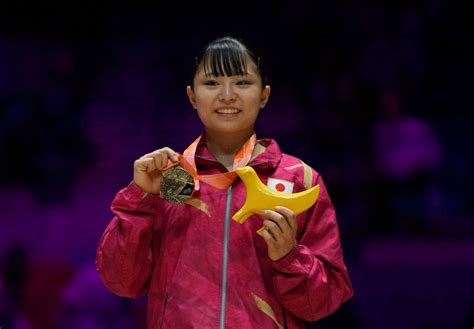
160, 166, 195, 204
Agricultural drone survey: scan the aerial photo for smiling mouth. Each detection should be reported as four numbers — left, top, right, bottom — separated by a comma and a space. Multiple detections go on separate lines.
215, 108, 241, 114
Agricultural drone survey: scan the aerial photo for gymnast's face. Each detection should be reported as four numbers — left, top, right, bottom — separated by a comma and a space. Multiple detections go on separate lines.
186, 58, 270, 136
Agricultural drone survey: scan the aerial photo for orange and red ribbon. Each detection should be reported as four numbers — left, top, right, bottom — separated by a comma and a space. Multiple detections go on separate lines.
174, 133, 257, 190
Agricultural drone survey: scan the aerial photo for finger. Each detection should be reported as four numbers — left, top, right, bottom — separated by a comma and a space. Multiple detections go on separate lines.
269, 209, 292, 234
275, 206, 298, 232
263, 220, 282, 240
146, 158, 159, 173
152, 150, 177, 170
140, 148, 178, 163
262, 227, 276, 243
162, 147, 179, 162
151, 151, 168, 170
156, 150, 168, 169
260, 210, 287, 234
135, 158, 156, 173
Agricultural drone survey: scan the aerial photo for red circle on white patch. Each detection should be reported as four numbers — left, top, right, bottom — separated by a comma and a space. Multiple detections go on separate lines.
275, 183, 286, 192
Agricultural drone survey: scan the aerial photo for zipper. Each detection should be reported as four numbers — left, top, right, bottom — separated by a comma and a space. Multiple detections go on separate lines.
282, 306, 288, 329
219, 186, 233, 329
160, 292, 168, 329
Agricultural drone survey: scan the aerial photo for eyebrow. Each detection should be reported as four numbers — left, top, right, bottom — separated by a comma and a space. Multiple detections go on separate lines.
200, 71, 256, 78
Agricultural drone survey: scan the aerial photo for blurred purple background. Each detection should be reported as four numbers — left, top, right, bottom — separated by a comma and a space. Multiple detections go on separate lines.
1, 1, 473, 328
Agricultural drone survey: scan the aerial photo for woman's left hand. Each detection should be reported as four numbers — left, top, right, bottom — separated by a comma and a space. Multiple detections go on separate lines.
259, 206, 297, 261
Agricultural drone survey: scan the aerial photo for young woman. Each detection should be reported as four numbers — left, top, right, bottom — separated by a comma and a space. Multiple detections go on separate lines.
96, 36, 353, 329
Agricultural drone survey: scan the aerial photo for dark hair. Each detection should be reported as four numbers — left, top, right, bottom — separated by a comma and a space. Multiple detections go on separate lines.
191, 36, 266, 87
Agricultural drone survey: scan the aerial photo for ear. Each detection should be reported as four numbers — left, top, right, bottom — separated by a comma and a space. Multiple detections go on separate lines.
186, 86, 197, 109
260, 85, 271, 108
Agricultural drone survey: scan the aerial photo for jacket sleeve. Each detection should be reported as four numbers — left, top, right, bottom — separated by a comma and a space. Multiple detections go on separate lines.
270, 172, 353, 321
95, 181, 163, 298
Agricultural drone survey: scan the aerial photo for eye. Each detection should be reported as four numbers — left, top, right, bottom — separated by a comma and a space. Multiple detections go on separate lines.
204, 80, 218, 86
236, 80, 251, 85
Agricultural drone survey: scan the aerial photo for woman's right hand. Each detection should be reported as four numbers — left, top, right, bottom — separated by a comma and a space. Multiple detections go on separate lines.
133, 147, 179, 194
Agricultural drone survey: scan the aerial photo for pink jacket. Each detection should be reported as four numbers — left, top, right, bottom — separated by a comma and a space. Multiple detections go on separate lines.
96, 138, 353, 329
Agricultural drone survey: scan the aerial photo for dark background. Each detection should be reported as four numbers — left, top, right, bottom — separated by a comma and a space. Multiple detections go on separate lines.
1, 1, 473, 328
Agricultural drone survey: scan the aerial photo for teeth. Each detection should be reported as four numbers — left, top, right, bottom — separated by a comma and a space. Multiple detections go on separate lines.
216, 108, 240, 114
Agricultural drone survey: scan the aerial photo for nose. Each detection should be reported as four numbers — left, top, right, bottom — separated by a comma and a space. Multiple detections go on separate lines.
218, 83, 236, 102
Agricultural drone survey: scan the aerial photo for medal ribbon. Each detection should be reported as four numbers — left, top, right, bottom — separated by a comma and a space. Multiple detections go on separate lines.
177, 133, 257, 190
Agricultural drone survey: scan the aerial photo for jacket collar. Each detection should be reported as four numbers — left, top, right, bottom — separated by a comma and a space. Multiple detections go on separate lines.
194, 134, 282, 172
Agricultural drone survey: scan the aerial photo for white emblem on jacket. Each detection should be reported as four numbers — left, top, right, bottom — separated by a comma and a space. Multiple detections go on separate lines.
267, 178, 294, 193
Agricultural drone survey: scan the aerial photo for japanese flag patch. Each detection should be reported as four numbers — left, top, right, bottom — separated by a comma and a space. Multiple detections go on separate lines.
267, 178, 294, 193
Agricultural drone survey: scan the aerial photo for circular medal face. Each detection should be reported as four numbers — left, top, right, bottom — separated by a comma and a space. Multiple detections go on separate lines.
160, 166, 195, 204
